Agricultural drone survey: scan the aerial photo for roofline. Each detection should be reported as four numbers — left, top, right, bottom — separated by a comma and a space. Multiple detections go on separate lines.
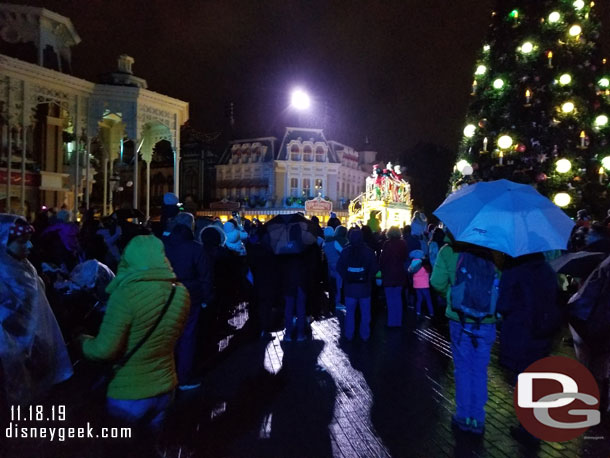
1, 4, 81, 45
228, 137, 278, 144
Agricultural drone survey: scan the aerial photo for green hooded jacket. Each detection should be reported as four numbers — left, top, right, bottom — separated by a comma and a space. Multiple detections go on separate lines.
82, 235, 190, 399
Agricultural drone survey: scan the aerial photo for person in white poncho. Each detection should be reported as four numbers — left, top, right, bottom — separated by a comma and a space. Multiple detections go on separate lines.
0, 214, 73, 411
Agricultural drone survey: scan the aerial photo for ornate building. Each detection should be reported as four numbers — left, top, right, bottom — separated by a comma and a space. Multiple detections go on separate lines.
0, 4, 188, 219
213, 127, 377, 222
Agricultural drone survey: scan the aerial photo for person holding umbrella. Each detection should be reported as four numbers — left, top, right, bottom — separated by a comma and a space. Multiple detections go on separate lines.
432, 179, 575, 436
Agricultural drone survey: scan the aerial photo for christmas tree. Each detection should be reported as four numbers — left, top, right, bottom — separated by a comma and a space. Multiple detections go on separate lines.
453, 0, 610, 217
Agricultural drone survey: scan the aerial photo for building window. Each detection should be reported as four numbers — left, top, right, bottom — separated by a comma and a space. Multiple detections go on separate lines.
303, 146, 313, 162
315, 146, 325, 162
290, 177, 299, 197
302, 178, 311, 197
341, 182, 345, 196
290, 144, 300, 161
315, 178, 323, 194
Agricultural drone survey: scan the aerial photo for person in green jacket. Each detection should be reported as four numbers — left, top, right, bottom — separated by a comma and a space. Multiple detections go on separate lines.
430, 240, 499, 436
80, 235, 189, 434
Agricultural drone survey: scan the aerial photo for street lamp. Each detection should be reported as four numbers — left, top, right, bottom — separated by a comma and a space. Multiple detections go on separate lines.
290, 89, 311, 110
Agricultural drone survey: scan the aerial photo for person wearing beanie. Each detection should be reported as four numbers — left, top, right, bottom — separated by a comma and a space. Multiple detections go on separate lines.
337, 227, 379, 341
162, 213, 212, 390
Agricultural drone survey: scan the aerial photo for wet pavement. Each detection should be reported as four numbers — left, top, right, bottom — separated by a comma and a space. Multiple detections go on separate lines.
3, 304, 609, 458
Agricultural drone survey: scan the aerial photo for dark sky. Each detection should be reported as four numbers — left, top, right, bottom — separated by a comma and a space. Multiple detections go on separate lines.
19, 0, 610, 157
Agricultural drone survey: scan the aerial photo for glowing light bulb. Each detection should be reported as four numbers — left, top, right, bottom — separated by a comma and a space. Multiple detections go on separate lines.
562, 101, 575, 113
599, 77, 610, 88
463, 124, 476, 138
602, 156, 610, 171
521, 42, 534, 54
475, 65, 487, 76
569, 24, 582, 37
573, 0, 585, 10
456, 160, 471, 173
497, 135, 513, 149
548, 11, 561, 23
493, 78, 505, 89
559, 74, 572, 85
595, 115, 609, 127
554, 193, 571, 208
556, 159, 572, 173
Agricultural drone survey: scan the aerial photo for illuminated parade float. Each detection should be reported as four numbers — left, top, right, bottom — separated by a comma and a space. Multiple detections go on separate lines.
348, 162, 413, 230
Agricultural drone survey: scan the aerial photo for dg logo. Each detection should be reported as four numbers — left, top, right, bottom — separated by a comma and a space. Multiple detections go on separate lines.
514, 356, 601, 442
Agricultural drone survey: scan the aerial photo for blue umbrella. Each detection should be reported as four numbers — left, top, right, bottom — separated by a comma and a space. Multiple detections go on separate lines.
433, 180, 575, 257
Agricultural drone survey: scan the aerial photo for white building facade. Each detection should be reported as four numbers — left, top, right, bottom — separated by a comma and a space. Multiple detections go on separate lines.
0, 4, 188, 219
214, 127, 377, 219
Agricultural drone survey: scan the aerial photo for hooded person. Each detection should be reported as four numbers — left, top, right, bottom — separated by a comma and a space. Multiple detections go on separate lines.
336, 227, 379, 341
327, 212, 341, 230
162, 212, 212, 389
0, 214, 73, 409
333, 225, 349, 254
366, 211, 381, 233
80, 235, 190, 434
160, 192, 181, 236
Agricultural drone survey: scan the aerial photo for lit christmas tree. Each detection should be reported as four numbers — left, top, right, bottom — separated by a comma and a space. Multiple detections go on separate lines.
453, 0, 610, 216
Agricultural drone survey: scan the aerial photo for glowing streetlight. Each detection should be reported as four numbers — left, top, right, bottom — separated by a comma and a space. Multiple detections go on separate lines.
290, 89, 311, 110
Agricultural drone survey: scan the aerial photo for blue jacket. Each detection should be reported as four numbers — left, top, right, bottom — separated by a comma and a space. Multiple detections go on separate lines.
163, 225, 212, 306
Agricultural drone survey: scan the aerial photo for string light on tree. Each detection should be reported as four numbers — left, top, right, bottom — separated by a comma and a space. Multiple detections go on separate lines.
599, 77, 610, 88
493, 78, 505, 89
580, 130, 587, 148
475, 65, 487, 76
464, 124, 476, 138
569, 24, 582, 37
547, 51, 554, 68
548, 11, 561, 23
602, 156, 610, 171
498, 135, 513, 150
520, 41, 534, 54
554, 193, 572, 207
555, 158, 572, 173
562, 101, 575, 113
559, 74, 572, 86
595, 114, 608, 128
573, 0, 585, 10
456, 160, 471, 174
525, 89, 532, 105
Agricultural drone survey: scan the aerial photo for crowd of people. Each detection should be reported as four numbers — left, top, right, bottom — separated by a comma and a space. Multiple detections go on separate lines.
2, 194, 610, 454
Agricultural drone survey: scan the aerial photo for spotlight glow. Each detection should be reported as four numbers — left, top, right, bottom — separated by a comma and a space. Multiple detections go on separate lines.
290, 89, 311, 110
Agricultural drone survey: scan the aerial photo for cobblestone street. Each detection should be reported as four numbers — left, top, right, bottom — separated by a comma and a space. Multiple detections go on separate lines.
3, 305, 609, 458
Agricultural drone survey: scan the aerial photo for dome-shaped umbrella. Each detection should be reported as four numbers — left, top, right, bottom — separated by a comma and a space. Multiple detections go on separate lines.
434, 180, 574, 257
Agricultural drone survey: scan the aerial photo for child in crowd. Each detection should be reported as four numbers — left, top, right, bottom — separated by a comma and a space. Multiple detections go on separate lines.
408, 249, 434, 318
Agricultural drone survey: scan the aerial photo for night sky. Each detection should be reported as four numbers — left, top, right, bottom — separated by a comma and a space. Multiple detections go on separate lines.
18, 0, 610, 158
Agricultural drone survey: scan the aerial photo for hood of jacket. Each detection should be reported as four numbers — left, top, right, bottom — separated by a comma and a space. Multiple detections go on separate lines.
167, 224, 194, 245
0, 213, 39, 307
348, 228, 365, 247
107, 235, 176, 294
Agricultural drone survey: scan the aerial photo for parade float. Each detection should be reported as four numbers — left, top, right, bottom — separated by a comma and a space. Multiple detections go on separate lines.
348, 163, 413, 230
